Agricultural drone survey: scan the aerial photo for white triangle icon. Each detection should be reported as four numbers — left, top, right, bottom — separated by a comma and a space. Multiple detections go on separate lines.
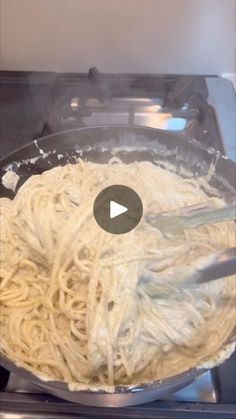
110, 201, 128, 219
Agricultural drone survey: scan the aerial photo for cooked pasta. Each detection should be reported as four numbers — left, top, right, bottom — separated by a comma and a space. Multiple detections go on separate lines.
0, 159, 235, 391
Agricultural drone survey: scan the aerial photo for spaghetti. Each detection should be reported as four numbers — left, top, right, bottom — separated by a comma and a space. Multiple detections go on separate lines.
0, 160, 235, 391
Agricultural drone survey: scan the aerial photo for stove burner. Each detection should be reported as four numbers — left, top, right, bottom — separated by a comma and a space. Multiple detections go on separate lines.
43, 68, 222, 153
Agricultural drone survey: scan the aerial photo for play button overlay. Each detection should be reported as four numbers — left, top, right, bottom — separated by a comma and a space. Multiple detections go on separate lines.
110, 201, 128, 219
93, 185, 143, 234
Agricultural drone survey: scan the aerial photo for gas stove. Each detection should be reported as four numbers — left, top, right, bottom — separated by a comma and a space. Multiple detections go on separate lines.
1, 68, 235, 160
0, 69, 235, 418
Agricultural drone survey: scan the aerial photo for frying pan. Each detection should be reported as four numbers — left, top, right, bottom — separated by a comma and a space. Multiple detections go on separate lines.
0, 125, 235, 406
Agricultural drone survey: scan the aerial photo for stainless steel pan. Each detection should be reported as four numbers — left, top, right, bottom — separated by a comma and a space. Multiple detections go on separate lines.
0, 125, 235, 406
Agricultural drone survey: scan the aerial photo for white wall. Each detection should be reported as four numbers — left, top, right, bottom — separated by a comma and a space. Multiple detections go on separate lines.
0, 0, 235, 74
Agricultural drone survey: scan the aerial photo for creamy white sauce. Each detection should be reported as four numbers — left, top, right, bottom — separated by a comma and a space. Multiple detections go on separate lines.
1, 171, 20, 192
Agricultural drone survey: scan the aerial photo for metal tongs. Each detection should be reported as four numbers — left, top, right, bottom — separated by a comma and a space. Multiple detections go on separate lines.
141, 200, 236, 295
146, 200, 235, 236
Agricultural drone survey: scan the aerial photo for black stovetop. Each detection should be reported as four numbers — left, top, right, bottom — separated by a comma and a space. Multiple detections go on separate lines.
0, 69, 224, 158
0, 69, 235, 419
